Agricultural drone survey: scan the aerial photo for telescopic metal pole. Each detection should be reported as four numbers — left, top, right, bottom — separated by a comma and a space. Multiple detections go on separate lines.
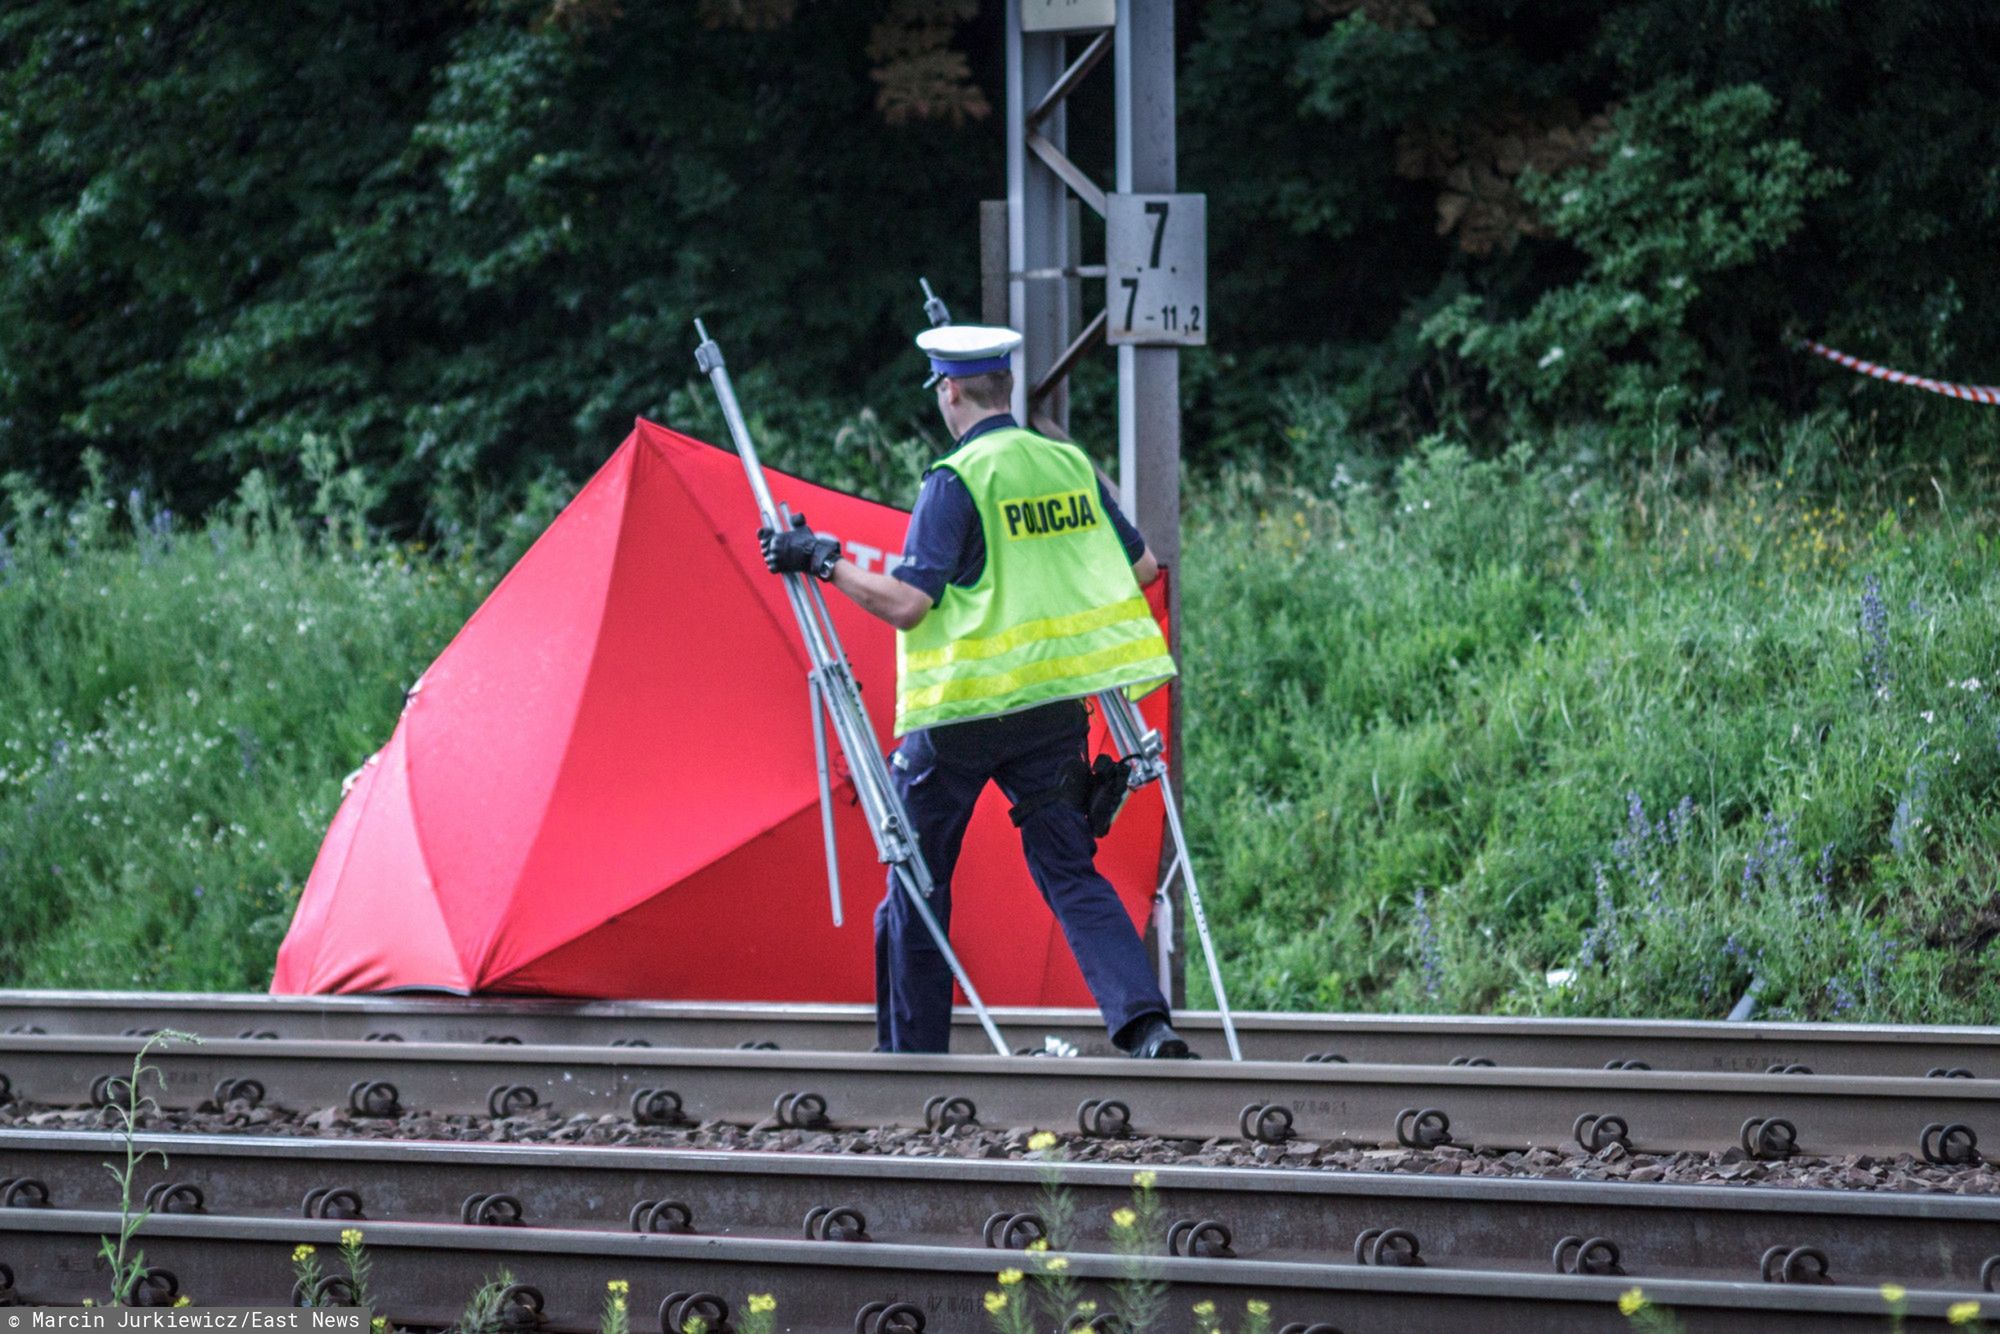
691, 320, 1009, 1058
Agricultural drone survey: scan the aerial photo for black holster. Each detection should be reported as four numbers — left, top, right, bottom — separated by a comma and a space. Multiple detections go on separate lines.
1009, 755, 1136, 838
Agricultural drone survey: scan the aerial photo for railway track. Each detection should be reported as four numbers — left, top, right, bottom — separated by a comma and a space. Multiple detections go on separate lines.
2, 1130, 1997, 1291
0, 1207, 1981, 1331
8, 989, 1999, 1075
6, 994, 1997, 1326
2, 1032, 1995, 1161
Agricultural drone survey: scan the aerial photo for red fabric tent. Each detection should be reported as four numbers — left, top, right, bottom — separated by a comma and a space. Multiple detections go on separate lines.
270, 418, 1171, 1002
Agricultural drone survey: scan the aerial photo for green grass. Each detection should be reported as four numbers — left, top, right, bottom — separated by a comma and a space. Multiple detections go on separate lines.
4, 427, 2000, 1024
0, 468, 491, 988
1184, 430, 2000, 1021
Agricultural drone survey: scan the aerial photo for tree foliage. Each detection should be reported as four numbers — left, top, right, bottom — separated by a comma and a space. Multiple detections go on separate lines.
1, 1, 1996, 526
1422, 81, 1840, 428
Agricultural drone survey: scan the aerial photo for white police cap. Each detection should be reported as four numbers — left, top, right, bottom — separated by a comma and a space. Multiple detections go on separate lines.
916, 324, 1023, 384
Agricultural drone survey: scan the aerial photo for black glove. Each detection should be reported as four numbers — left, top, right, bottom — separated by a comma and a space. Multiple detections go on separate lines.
759, 513, 842, 579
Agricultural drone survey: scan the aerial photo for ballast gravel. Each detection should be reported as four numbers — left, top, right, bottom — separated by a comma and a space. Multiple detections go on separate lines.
2, 1097, 1994, 1195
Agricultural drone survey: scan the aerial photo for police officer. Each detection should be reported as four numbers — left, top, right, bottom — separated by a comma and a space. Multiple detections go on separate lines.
761, 324, 1193, 1059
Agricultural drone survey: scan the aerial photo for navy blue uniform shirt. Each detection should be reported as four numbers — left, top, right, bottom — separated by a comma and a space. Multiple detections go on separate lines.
891, 414, 1147, 603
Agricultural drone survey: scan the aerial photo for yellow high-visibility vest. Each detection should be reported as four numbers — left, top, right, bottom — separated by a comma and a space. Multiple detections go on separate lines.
894, 426, 1176, 735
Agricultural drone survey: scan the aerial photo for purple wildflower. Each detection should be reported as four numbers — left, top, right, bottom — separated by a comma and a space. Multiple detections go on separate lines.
1413, 888, 1444, 1002
1860, 574, 1893, 692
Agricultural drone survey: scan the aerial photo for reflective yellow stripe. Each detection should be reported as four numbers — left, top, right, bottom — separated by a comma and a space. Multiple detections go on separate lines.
899, 638, 1176, 713
901, 613, 1163, 693
902, 596, 1153, 673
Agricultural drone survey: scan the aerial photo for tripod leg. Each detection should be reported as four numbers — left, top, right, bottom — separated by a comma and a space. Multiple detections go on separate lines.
1157, 772, 1242, 1061
1152, 848, 1180, 995
892, 862, 1009, 1056
809, 673, 843, 928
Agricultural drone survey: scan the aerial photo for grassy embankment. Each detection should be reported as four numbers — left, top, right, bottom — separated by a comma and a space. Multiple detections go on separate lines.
3, 426, 1998, 1023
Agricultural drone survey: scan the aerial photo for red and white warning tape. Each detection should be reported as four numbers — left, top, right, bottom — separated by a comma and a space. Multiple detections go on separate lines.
1799, 339, 2000, 406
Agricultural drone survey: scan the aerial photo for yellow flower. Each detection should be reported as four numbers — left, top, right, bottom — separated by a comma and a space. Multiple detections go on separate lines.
292, 1244, 316, 1262
1192, 1300, 1216, 1317
1248, 1301, 1270, 1316
607, 1280, 630, 1295
1075, 1302, 1097, 1315
1133, 1170, 1157, 1189
1618, 1288, 1648, 1316
1026, 1238, 1050, 1253
610, 1298, 626, 1315
173, 1297, 191, 1308
372, 1321, 387, 1334
341, 1228, 364, 1247
747, 1295, 776, 1315
1111, 1207, 1137, 1229
997, 1269, 1024, 1287
983, 1293, 1008, 1316
1949, 1302, 1981, 1326
1043, 1257, 1068, 1272
1027, 1130, 1058, 1151
1881, 1284, 1908, 1304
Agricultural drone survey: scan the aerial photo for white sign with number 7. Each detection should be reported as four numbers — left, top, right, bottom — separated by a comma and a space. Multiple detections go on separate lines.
1106, 192, 1208, 347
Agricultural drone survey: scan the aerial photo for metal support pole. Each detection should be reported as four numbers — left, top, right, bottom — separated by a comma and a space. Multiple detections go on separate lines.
1006, 0, 1071, 437
1005, 0, 1196, 1010
1113, 0, 1180, 567
1113, 0, 1187, 1004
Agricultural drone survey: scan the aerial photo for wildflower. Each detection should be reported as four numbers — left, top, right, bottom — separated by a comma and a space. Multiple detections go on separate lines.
174, 1296, 191, 1307
1133, 1170, 1157, 1189
607, 1279, 630, 1294
997, 1269, 1024, 1287
1043, 1256, 1069, 1272
1111, 1207, 1138, 1229
1881, 1284, 1907, 1304
292, 1244, 316, 1262
1618, 1287, 1648, 1316
1413, 886, 1443, 1001
1192, 1300, 1217, 1318
1027, 1130, 1058, 1152
1949, 1301, 1981, 1325
1248, 1300, 1271, 1316
341, 1228, 364, 1246
746, 1294, 776, 1315
983, 1293, 1008, 1316
1026, 1238, 1050, 1253
1075, 1302, 1097, 1315
372, 1321, 387, 1334
1860, 574, 1893, 691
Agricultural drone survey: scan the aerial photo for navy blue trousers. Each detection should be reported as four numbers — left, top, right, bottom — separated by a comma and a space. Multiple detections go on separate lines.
875, 698, 1170, 1053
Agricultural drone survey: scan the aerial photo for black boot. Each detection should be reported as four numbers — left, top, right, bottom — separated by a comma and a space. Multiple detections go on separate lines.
1119, 1013, 1193, 1060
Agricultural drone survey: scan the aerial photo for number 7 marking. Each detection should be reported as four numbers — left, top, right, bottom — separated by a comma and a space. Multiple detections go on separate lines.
1121, 278, 1140, 328
1143, 200, 1170, 267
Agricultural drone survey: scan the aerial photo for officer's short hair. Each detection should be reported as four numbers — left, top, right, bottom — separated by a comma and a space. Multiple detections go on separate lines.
955, 369, 1013, 412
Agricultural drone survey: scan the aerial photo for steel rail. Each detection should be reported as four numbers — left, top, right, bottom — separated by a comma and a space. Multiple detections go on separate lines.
3, 1130, 1997, 1291
0, 1209, 1979, 1331
7, 991, 2000, 1076
3, 1034, 1998, 1161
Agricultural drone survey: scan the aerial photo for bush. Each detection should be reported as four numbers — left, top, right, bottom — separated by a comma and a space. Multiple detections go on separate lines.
1423, 81, 1839, 431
